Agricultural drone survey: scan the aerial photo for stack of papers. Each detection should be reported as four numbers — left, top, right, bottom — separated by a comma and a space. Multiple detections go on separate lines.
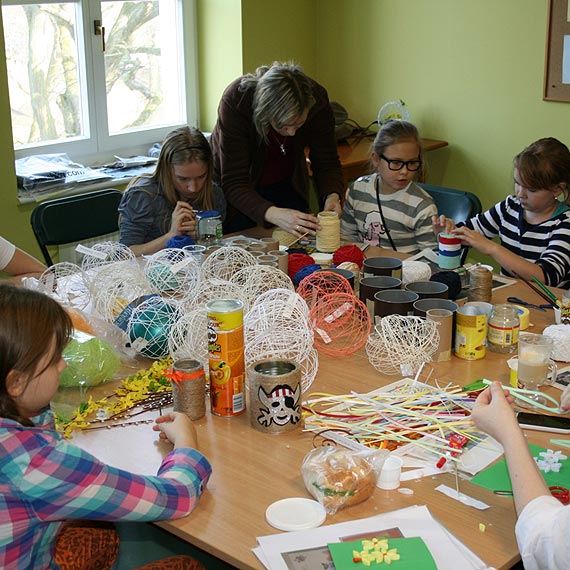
254, 505, 491, 570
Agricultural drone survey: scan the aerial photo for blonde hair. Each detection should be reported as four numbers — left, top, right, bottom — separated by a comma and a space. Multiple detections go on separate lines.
127, 127, 215, 232
240, 62, 315, 142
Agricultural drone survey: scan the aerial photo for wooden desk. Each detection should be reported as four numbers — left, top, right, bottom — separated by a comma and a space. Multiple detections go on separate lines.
337, 136, 448, 186
71, 259, 560, 570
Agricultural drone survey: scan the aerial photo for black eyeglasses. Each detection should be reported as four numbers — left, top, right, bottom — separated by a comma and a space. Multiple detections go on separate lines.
380, 154, 422, 172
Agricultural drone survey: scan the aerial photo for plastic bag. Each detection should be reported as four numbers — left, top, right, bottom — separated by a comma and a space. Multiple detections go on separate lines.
301, 446, 378, 514
59, 330, 122, 388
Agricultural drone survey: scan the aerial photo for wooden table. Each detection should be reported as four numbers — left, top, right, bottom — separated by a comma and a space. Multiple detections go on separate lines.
336, 136, 448, 186
70, 250, 562, 570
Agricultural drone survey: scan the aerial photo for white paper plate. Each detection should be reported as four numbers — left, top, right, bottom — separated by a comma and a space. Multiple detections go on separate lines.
265, 497, 327, 531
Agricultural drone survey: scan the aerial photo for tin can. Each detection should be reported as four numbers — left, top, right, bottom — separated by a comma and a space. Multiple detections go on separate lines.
169, 359, 206, 420
206, 299, 245, 416
455, 305, 487, 360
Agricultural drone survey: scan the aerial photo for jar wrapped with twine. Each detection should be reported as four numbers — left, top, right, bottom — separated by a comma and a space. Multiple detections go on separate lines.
467, 266, 492, 303
316, 211, 340, 253
168, 359, 206, 420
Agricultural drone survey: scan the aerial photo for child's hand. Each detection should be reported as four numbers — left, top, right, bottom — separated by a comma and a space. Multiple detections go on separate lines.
561, 384, 570, 412
452, 226, 494, 255
471, 382, 518, 444
170, 202, 196, 237
153, 412, 198, 449
432, 214, 455, 235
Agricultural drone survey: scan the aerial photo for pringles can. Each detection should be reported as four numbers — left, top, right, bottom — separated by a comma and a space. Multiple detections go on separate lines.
206, 299, 245, 416
454, 305, 487, 360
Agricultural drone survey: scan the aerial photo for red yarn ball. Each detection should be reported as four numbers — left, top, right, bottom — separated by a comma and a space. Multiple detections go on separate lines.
287, 253, 315, 280
333, 245, 365, 268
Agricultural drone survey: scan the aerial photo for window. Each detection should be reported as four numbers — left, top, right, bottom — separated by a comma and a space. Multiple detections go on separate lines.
2, 0, 198, 163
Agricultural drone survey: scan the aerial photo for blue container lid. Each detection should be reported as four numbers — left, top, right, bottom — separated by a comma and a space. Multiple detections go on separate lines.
198, 210, 220, 219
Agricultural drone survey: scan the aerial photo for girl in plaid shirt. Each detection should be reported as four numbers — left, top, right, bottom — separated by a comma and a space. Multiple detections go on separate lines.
0, 284, 212, 570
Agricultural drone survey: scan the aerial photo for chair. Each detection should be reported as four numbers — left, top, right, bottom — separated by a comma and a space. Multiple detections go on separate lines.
419, 183, 482, 224
31, 188, 123, 266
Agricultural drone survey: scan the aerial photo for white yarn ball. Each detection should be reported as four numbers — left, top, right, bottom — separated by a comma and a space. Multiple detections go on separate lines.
402, 260, 432, 284
543, 324, 570, 362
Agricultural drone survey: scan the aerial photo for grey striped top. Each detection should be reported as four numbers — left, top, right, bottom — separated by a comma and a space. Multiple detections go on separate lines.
341, 173, 437, 254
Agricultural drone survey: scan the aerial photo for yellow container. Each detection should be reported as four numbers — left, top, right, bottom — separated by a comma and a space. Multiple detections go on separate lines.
455, 306, 487, 360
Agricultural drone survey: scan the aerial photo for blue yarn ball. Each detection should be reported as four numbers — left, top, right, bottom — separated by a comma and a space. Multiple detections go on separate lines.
294, 264, 323, 287
166, 234, 195, 249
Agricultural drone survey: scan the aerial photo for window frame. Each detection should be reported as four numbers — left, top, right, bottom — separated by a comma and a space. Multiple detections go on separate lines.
4, 0, 199, 165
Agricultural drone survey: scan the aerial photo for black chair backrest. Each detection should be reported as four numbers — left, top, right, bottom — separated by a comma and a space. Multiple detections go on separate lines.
419, 183, 482, 224
31, 188, 123, 266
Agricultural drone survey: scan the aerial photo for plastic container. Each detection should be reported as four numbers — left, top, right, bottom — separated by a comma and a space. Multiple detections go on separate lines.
197, 210, 223, 245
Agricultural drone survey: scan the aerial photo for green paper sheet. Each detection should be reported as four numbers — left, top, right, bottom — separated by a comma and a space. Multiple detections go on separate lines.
328, 537, 437, 570
470, 443, 570, 492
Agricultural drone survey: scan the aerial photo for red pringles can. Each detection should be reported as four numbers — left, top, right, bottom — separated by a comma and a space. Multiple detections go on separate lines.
206, 299, 245, 417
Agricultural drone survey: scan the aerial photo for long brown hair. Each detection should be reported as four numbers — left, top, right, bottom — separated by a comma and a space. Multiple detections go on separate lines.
514, 137, 570, 205
126, 127, 215, 231
0, 284, 72, 426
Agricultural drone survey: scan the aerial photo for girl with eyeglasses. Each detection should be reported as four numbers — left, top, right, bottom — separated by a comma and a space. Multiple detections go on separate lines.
341, 120, 437, 253
119, 126, 226, 256
433, 137, 570, 287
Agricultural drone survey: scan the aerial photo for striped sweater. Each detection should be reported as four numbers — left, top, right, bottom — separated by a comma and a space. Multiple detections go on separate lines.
465, 194, 570, 288
341, 173, 437, 254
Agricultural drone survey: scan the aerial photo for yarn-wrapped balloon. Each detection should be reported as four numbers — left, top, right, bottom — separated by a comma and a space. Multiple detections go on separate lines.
288, 253, 315, 280
333, 244, 365, 268
297, 270, 354, 308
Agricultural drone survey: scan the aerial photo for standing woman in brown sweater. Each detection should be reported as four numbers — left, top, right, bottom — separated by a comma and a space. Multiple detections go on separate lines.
210, 62, 344, 235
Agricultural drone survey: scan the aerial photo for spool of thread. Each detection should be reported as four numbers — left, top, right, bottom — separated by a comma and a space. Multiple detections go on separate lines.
316, 211, 340, 253
468, 266, 493, 302
168, 359, 206, 420
333, 244, 365, 268
438, 233, 462, 269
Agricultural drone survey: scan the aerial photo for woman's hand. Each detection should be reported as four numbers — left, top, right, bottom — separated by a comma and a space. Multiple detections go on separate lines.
153, 411, 198, 449
432, 214, 456, 235
265, 206, 320, 236
323, 193, 342, 216
170, 201, 197, 238
471, 382, 518, 444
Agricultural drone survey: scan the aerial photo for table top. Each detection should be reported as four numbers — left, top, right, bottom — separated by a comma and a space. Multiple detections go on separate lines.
69, 248, 562, 570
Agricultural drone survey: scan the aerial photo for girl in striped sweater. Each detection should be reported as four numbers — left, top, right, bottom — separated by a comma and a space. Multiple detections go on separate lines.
434, 137, 570, 288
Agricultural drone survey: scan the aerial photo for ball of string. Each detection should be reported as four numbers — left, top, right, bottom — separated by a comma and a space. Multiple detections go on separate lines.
244, 293, 314, 365
200, 246, 257, 282
168, 306, 209, 369
144, 248, 200, 298
127, 296, 180, 359
293, 264, 322, 287
287, 253, 315, 281
89, 261, 152, 322
365, 315, 439, 376
332, 244, 365, 268
38, 262, 89, 310
183, 277, 247, 313
229, 265, 294, 308
297, 270, 354, 309
402, 260, 432, 284
80, 241, 136, 279
309, 292, 371, 357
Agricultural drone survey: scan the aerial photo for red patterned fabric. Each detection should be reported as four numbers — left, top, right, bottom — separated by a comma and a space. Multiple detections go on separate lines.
135, 555, 206, 570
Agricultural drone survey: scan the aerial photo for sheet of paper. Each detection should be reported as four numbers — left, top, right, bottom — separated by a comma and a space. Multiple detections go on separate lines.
253, 504, 491, 570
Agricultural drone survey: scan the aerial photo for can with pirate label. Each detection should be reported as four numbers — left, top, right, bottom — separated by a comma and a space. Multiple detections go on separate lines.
248, 359, 302, 434
206, 299, 245, 417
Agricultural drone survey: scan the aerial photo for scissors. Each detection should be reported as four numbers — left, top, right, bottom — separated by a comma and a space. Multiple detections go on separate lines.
507, 296, 552, 311
494, 486, 569, 504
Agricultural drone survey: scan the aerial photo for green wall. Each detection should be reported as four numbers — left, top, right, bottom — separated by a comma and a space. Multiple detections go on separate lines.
315, 0, 570, 211
2, 0, 569, 259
